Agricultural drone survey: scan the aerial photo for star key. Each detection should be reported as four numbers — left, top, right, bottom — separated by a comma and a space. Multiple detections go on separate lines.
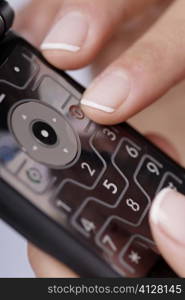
119, 236, 159, 277
128, 250, 141, 264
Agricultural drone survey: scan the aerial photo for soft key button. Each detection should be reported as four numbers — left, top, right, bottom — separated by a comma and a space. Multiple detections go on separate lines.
18, 159, 55, 194
0, 48, 38, 88
38, 76, 71, 109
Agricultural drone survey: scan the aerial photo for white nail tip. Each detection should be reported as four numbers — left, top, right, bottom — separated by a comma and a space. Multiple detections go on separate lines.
40, 43, 80, 52
150, 188, 172, 225
81, 99, 115, 113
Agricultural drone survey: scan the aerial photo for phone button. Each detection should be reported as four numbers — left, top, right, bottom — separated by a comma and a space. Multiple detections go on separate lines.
91, 127, 120, 160
94, 166, 129, 206
113, 138, 142, 178
54, 181, 87, 214
62, 136, 106, 188
116, 186, 150, 226
135, 155, 164, 199
38, 76, 71, 109
156, 171, 183, 194
119, 236, 159, 277
18, 160, 55, 194
96, 217, 130, 256
0, 48, 38, 89
71, 198, 107, 238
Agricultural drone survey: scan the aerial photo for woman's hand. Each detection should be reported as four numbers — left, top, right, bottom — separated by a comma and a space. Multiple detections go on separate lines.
17, 0, 185, 126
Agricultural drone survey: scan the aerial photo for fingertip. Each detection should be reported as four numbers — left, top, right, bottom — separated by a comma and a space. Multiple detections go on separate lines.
41, 48, 93, 70
149, 189, 185, 277
39, 8, 90, 69
80, 67, 132, 124
80, 104, 122, 125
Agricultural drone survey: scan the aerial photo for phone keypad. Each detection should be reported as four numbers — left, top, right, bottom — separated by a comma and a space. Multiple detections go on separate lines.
63, 125, 185, 276
1, 43, 185, 278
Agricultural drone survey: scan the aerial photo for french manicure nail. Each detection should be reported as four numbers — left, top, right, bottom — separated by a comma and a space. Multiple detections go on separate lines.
41, 12, 88, 52
81, 69, 131, 113
150, 188, 185, 244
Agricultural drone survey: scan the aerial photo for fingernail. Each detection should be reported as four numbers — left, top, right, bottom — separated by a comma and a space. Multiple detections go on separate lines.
81, 69, 131, 113
150, 188, 185, 245
41, 12, 88, 52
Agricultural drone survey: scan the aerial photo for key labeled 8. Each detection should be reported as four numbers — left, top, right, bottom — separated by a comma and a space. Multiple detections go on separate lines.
126, 198, 140, 212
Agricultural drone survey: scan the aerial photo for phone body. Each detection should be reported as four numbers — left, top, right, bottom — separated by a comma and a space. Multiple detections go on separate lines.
0, 31, 183, 277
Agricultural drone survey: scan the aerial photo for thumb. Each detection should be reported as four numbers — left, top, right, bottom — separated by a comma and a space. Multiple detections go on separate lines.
149, 188, 185, 277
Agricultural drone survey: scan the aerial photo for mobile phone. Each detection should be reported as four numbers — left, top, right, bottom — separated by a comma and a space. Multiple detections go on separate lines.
0, 17, 183, 278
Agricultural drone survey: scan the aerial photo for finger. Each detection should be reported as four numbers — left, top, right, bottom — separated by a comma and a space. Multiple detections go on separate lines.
14, 0, 61, 46
41, 0, 160, 69
146, 133, 181, 162
28, 244, 78, 278
149, 189, 185, 277
80, 0, 185, 125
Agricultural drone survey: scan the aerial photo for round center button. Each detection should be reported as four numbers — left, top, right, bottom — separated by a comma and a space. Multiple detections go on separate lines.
32, 121, 58, 146
8, 100, 80, 169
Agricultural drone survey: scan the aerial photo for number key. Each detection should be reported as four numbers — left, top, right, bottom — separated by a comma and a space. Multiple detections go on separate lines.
115, 185, 150, 226
91, 127, 119, 161
96, 217, 130, 255
71, 198, 108, 238
135, 155, 163, 199
113, 138, 142, 178
156, 172, 183, 194
92, 166, 128, 206
63, 137, 106, 188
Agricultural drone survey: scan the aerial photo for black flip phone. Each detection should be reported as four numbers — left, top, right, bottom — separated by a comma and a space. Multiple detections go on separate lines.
0, 2, 183, 278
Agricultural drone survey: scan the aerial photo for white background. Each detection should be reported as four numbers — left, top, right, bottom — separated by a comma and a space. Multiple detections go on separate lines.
0, 0, 91, 277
